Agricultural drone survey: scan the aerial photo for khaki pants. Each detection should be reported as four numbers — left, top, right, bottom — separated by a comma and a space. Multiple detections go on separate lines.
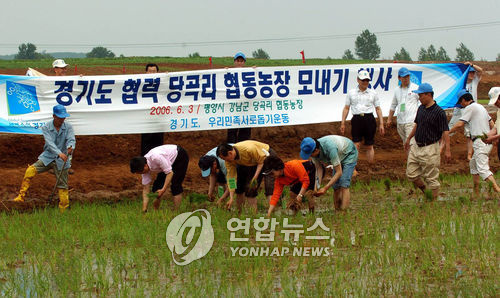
406, 142, 440, 189
397, 123, 415, 144
33, 160, 69, 189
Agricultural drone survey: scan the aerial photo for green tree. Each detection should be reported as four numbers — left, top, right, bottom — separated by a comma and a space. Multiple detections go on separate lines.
497, 53, 500, 62
86, 46, 115, 58
354, 29, 381, 60
435, 46, 450, 61
393, 47, 412, 61
15, 43, 38, 59
188, 52, 201, 58
426, 45, 437, 60
455, 43, 474, 61
252, 48, 270, 59
418, 47, 428, 61
342, 49, 355, 60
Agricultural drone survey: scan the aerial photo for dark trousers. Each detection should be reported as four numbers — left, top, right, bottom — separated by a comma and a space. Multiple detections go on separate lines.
227, 128, 252, 143
141, 132, 165, 192
151, 146, 189, 195
141, 133, 164, 156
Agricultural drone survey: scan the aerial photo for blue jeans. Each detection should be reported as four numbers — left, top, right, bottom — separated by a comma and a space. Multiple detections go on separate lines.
333, 162, 357, 189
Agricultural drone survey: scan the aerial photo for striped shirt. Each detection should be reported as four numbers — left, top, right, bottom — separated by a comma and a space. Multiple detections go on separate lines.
414, 102, 449, 145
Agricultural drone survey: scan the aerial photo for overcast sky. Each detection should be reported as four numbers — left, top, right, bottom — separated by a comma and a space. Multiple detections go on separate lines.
1, 0, 499, 60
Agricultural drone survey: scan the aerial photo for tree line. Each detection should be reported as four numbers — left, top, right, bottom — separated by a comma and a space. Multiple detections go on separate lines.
344, 29, 485, 61
11, 36, 500, 62
14, 43, 116, 60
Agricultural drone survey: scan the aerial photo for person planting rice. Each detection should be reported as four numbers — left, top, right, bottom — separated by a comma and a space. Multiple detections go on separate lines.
130, 144, 189, 212
299, 135, 358, 210
198, 146, 230, 203
263, 155, 317, 217
216, 141, 275, 213
450, 89, 500, 196
12, 104, 75, 212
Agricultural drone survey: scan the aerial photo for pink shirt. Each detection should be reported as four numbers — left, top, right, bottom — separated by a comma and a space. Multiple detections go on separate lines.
142, 145, 178, 185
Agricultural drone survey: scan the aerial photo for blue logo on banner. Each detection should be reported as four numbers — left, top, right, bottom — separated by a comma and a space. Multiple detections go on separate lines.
6, 81, 40, 115
409, 71, 422, 85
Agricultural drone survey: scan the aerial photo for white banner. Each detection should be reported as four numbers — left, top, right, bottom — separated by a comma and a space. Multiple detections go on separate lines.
0, 63, 469, 135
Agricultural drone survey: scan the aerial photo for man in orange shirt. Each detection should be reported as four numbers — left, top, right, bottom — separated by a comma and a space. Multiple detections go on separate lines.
263, 155, 317, 217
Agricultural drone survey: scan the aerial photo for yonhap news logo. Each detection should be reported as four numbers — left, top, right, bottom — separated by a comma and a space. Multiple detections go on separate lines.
165, 209, 214, 266
6, 81, 40, 115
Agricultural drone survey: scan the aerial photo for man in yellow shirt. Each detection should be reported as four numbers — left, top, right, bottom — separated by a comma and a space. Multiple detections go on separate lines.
217, 140, 275, 212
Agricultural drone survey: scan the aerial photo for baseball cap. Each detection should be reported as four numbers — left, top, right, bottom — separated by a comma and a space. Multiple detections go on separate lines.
300, 137, 316, 160
234, 52, 246, 61
52, 59, 68, 68
488, 87, 500, 105
413, 83, 433, 94
357, 70, 371, 80
398, 67, 410, 77
53, 104, 70, 118
455, 89, 473, 107
198, 155, 216, 177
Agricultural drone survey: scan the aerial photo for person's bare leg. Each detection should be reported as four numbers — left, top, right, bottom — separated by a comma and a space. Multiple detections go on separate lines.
142, 196, 150, 212
432, 188, 439, 200
340, 187, 350, 210
472, 174, 480, 197
333, 188, 342, 210
172, 194, 182, 210
247, 197, 258, 213
412, 178, 426, 194
485, 175, 500, 192
467, 138, 473, 161
308, 195, 315, 213
236, 193, 245, 213
366, 145, 374, 164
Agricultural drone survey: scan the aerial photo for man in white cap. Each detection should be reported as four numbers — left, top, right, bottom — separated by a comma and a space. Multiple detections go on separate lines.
13, 104, 76, 211
52, 59, 68, 76
386, 67, 420, 148
52, 59, 75, 175
341, 70, 384, 165
450, 89, 499, 196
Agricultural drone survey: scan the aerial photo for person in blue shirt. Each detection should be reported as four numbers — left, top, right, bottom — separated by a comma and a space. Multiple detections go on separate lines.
300, 135, 358, 210
13, 104, 76, 211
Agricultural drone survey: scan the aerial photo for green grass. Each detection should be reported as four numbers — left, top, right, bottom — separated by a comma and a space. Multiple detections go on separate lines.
0, 174, 498, 296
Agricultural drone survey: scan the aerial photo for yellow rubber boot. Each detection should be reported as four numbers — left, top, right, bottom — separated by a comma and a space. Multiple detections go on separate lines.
13, 165, 37, 202
58, 189, 69, 212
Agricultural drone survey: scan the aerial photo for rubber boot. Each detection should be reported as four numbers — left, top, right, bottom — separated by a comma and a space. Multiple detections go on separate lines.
13, 165, 37, 202
58, 188, 69, 212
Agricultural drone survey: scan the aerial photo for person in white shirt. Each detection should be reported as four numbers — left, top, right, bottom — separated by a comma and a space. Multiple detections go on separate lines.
448, 62, 483, 160
450, 89, 499, 196
386, 67, 420, 149
341, 70, 384, 164
484, 87, 500, 159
